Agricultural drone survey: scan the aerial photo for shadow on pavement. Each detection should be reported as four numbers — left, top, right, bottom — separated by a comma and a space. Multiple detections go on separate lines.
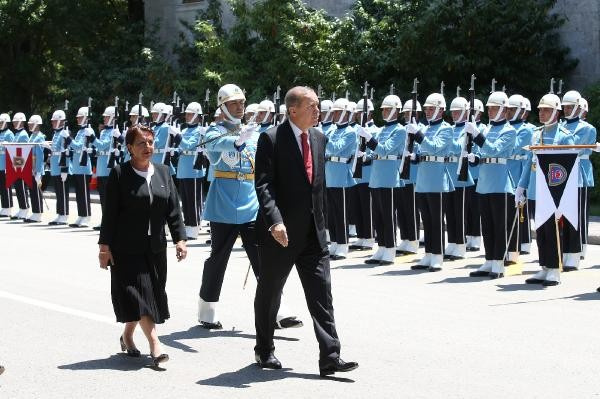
197, 364, 354, 388
58, 354, 158, 371
160, 326, 299, 353
429, 276, 483, 284
495, 283, 546, 292
333, 263, 379, 270
373, 269, 424, 276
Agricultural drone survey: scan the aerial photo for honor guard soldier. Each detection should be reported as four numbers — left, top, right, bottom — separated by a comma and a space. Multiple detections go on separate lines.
515, 94, 574, 286
177, 102, 206, 240
198, 84, 301, 330
397, 99, 423, 255
11, 112, 30, 220
444, 96, 474, 261
68, 106, 95, 228
93, 106, 121, 229
505, 95, 533, 265
319, 99, 335, 137
24, 115, 46, 223
245, 103, 259, 124
325, 98, 358, 260
406, 93, 454, 272
579, 98, 588, 120
348, 98, 377, 251
150, 102, 176, 175
0, 113, 15, 218
561, 91, 596, 267
467, 91, 515, 279
465, 99, 486, 251
256, 100, 275, 134
48, 110, 72, 225
346, 100, 358, 238
123, 105, 149, 162
518, 97, 535, 254
358, 94, 406, 265
279, 104, 287, 124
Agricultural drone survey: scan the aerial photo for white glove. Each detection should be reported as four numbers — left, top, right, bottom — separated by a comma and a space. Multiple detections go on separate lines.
60, 130, 70, 139
406, 123, 422, 135
465, 122, 479, 136
356, 150, 365, 158
515, 187, 526, 208
112, 128, 121, 138
35, 173, 42, 185
467, 153, 476, 163
410, 152, 416, 161
356, 126, 372, 141
112, 148, 120, 157
168, 125, 181, 136
594, 142, 600, 153
60, 172, 68, 182
85, 127, 95, 137
235, 125, 255, 147
86, 147, 94, 154
196, 147, 205, 154
41, 142, 52, 149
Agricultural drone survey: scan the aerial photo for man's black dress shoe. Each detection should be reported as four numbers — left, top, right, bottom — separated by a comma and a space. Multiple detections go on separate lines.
596, 286, 600, 293
319, 357, 358, 377
488, 272, 504, 280
428, 266, 442, 272
199, 321, 223, 330
275, 317, 303, 329
330, 254, 346, 260
411, 265, 429, 270
255, 352, 282, 369
364, 259, 380, 265
525, 277, 544, 284
520, 250, 530, 255
93, 225, 101, 231
562, 266, 578, 272
542, 280, 560, 287
504, 260, 517, 266
469, 270, 489, 277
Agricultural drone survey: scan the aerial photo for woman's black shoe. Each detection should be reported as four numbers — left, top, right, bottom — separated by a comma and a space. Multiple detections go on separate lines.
151, 353, 169, 367
120, 336, 141, 357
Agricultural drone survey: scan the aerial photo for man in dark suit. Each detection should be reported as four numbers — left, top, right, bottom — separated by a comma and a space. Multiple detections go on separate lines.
253, 86, 358, 377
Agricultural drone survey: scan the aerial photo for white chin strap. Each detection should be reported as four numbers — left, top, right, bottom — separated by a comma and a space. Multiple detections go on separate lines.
579, 108, 585, 119
78, 117, 87, 127
336, 110, 347, 125
510, 107, 521, 122
542, 108, 558, 126
220, 104, 241, 125
456, 109, 466, 123
322, 110, 332, 123
491, 106, 505, 122
384, 108, 397, 122
427, 106, 440, 122
106, 116, 114, 126
260, 112, 271, 124
567, 105, 579, 119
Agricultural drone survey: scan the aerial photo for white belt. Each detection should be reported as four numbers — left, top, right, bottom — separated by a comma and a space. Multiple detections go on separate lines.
447, 156, 458, 162
580, 154, 590, 160
420, 155, 449, 163
510, 155, 527, 160
481, 157, 507, 164
182, 151, 198, 156
154, 149, 168, 154
329, 156, 350, 163
97, 151, 111, 156
375, 155, 399, 160
51, 151, 62, 156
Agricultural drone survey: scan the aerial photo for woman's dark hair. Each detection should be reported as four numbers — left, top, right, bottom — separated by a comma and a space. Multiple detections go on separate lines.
126, 125, 155, 146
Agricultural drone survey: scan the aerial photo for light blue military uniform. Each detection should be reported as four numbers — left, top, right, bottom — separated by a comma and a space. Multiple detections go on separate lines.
28, 132, 45, 177
177, 124, 206, 179
203, 122, 258, 224
258, 122, 272, 135
320, 121, 336, 137
0, 128, 15, 172
325, 123, 358, 188
506, 120, 533, 192
14, 129, 28, 144
69, 127, 93, 175
358, 121, 379, 185
94, 126, 114, 178
475, 121, 516, 195
152, 122, 176, 175
49, 129, 72, 176
563, 118, 596, 187
448, 122, 474, 187
368, 121, 406, 188
414, 119, 455, 193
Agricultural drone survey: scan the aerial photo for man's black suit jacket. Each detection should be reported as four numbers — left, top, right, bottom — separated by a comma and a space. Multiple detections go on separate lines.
255, 120, 328, 250
98, 161, 186, 254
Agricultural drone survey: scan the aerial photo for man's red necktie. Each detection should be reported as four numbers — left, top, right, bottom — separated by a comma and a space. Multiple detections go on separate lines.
301, 132, 313, 184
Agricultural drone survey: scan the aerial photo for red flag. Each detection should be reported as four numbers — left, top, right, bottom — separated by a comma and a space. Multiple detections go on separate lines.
5, 145, 33, 188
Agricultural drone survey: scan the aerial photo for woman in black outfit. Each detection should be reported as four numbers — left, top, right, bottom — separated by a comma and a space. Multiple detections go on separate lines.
98, 125, 187, 367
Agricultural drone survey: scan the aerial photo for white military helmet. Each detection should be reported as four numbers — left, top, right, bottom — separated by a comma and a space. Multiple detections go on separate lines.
423, 93, 446, 108
320, 99, 333, 112
331, 98, 350, 111
0, 113, 9, 130
150, 102, 166, 114
164, 104, 173, 116
257, 100, 275, 113
486, 91, 509, 107
522, 98, 532, 112
538, 93, 562, 110
245, 103, 259, 115
12, 112, 27, 122
347, 101, 357, 121
449, 97, 469, 111
214, 108, 222, 118
28, 114, 42, 128
474, 99, 484, 114
561, 90, 581, 106
102, 106, 116, 117
76, 107, 89, 118
217, 83, 245, 107
579, 98, 588, 113
129, 105, 149, 117
402, 99, 422, 113
355, 99, 375, 113
279, 104, 287, 115
507, 94, 525, 122
381, 95, 401, 109
185, 102, 203, 115
51, 110, 66, 121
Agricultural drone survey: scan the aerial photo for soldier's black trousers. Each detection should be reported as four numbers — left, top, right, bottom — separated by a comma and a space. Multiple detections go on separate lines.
327, 187, 349, 245
465, 182, 481, 237
562, 188, 582, 254
0, 170, 13, 208
200, 221, 259, 302
537, 217, 562, 269
371, 187, 396, 248
14, 179, 29, 210
179, 178, 203, 227
73, 174, 91, 217
580, 187, 590, 250
418, 192, 444, 255
349, 183, 373, 239
444, 187, 466, 245
97, 176, 108, 213
396, 184, 419, 242
29, 178, 43, 214
506, 193, 519, 253
519, 197, 532, 246
53, 175, 70, 215
480, 193, 507, 261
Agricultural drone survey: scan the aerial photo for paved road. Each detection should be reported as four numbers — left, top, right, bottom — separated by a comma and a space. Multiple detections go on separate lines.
1, 197, 600, 398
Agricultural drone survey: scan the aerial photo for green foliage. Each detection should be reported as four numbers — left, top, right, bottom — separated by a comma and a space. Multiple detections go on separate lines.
583, 81, 600, 204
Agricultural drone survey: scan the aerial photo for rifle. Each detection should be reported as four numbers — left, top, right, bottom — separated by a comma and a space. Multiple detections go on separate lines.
399, 78, 419, 180
79, 97, 93, 167
163, 91, 179, 167
457, 74, 476, 181
107, 96, 120, 169
352, 81, 369, 179
274, 86, 281, 125
59, 99, 70, 169
203, 88, 211, 127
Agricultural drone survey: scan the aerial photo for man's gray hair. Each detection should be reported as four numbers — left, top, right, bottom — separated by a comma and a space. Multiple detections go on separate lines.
284, 86, 315, 110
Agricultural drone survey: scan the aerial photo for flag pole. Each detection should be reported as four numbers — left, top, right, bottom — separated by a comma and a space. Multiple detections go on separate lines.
555, 216, 563, 272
